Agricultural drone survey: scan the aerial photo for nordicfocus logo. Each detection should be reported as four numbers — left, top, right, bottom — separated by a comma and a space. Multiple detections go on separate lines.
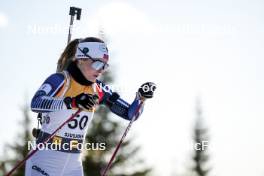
28, 141, 106, 151
97, 82, 156, 93
140, 84, 156, 93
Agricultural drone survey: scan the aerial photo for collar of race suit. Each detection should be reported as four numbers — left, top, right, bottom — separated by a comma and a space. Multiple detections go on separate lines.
67, 62, 94, 86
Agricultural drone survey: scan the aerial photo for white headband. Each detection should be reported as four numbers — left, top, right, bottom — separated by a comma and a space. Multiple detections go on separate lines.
75, 42, 109, 60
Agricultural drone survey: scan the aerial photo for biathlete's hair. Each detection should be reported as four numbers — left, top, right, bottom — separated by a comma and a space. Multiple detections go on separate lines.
56, 37, 105, 72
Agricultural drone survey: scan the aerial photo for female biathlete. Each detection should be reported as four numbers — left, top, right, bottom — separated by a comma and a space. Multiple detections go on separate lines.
25, 37, 156, 176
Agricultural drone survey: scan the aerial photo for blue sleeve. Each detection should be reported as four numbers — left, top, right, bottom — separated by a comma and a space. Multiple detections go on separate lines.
96, 80, 144, 121
31, 73, 66, 113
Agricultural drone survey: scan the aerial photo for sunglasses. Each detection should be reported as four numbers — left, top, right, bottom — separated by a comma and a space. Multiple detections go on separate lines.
78, 47, 109, 71
89, 57, 109, 71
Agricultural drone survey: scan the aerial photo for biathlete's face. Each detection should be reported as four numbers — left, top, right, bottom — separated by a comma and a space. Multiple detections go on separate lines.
77, 57, 109, 82
75, 41, 109, 82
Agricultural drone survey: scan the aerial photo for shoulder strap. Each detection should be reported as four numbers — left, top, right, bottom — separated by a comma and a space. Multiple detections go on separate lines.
60, 70, 71, 97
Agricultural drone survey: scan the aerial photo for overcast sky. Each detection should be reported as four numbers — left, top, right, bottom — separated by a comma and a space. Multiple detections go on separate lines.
0, 0, 263, 175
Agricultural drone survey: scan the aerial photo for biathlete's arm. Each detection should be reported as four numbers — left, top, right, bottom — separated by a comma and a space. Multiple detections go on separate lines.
31, 73, 67, 113
96, 80, 144, 121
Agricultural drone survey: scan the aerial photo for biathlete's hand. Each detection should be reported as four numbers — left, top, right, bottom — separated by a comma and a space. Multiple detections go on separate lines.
64, 93, 99, 111
138, 82, 157, 99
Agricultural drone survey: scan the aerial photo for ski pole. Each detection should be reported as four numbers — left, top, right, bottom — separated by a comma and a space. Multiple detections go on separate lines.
101, 101, 144, 176
67, 6, 82, 44
5, 109, 82, 176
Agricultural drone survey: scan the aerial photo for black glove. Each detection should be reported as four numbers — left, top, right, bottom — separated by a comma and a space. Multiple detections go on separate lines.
64, 93, 99, 111
138, 82, 156, 99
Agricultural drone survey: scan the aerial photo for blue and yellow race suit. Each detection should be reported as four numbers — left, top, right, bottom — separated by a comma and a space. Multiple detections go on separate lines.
25, 64, 143, 176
